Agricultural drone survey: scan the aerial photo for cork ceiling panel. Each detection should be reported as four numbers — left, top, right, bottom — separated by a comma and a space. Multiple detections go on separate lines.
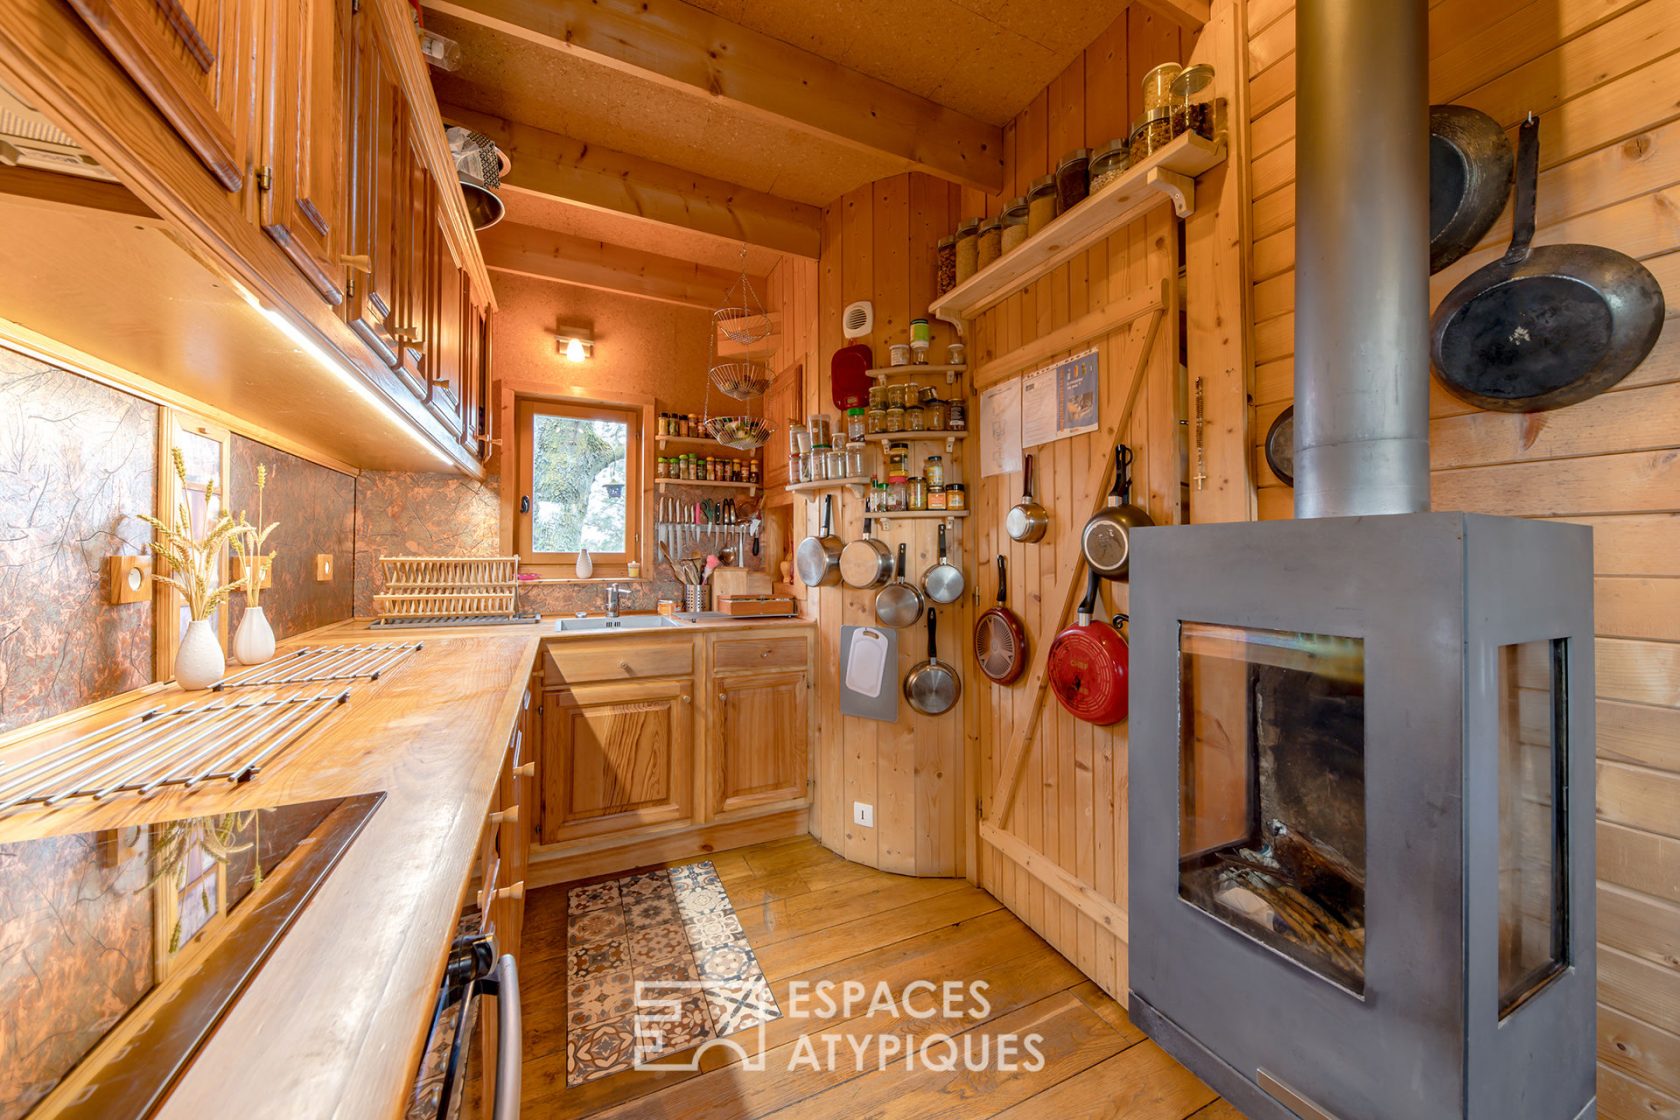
424, 10, 911, 206
499, 190, 785, 277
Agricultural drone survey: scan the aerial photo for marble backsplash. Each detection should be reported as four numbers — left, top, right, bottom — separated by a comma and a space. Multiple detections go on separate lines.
0, 350, 155, 734
352, 469, 502, 618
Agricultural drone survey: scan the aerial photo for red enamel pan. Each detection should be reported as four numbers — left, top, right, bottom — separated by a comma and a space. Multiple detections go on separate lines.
1047, 570, 1130, 725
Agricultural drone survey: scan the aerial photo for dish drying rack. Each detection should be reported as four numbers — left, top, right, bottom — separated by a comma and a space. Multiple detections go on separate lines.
0, 641, 421, 817
372, 556, 522, 621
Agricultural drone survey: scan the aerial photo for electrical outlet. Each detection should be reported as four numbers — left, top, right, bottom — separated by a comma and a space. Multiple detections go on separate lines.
852, 801, 874, 828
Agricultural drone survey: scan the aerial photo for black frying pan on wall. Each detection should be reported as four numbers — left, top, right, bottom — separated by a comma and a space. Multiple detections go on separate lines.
1430, 104, 1513, 274
1430, 114, 1665, 412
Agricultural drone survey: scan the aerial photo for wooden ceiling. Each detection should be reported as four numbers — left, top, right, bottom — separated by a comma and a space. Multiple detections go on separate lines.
422, 0, 1192, 307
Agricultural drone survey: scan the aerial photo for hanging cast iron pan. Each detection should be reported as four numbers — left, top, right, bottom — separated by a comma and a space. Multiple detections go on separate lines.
974, 555, 1028, 685
1005, 453, 1049, 543
1429, 104, 1514, 274
1080, 445, 1154, 580
922, 522, 966, 605
831, 344, 874, 411
839, 516, 893, 589
1431, 115, 1665, 412
794, 494, 843, 587
1047, 570, 1130, 726
1264, 405, 1294, 487
875, 543, 925, 629
904, 608, 961, 716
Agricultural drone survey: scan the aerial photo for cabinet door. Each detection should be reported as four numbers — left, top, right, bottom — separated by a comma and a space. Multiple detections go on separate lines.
66, 0, 257, 190
539, 680, 693, 844
260, 0, 346, 304
342, 4, 401, 365
462, 296, 492, 460
426, 246, 466, 438
713, 670, 809, 815
761, 363, 802, 491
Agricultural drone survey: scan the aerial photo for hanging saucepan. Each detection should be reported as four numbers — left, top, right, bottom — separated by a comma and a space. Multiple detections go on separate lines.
1005, 454, 1049, 543
794, 494, 843, 587
1047, 571, 1130, 726
1081, 445, 1154, 580
1264, 406, 1294, 487
875, 543, 925, 629
839, 516, 893, 589
1431, 115, 1665, 412
1429, 104, 1514, 274
922, 522, 965, 605
904, 609, 961, 716
974, 555, 1028, 685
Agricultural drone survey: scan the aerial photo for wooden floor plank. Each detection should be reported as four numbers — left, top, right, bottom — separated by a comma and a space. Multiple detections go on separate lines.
990, 1039, 1219, 1120
754, 886, 1004, 979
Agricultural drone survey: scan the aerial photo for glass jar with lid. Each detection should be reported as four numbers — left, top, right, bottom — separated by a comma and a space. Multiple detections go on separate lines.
828, 446, 849, 480
1171, 63, 1217, 139
946, 482, 966, 510
954, 219, 981, 284
1090, 137, 1130, 192
885, 383, 907, 410
906, 477, 927, 511
865, 406, 887, 435
868, 384, 889, 410
885, 441, 911, 478
936, 234, 957, 295
905, 403, 926, 431
1000, 196, 1030, 253
846, 407, 866, 442
843, 442, 866, 479
924, 397, 949, 431
947, 398, 967, 431
789, 422, 810, 455
1130, 108, 1174, 164
924, 454, 945, 489
1055, 148, 1092, 212
885, 405, 906, 432
808, 447, 829, 481
1027, 174, 1058, 236
976, 218, 1003, 269
1142, 61, 1183, 111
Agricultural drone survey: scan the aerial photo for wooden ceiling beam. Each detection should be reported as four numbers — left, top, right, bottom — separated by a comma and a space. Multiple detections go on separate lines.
1135, 0, 1211, 30
440, 103, 819, 258
424, 0, 1006, 193
478, 220, 760, 308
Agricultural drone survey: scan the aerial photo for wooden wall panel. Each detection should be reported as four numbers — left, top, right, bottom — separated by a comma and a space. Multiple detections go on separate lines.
1241, 0, 1680, 1110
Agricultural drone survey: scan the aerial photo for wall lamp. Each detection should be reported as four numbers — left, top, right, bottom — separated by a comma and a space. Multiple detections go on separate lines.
556, 325, 594, 363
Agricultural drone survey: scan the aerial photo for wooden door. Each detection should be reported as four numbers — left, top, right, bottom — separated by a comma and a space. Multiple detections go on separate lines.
66, 0, 257, 191
342, 3, 401, 365
462, 295, 492, 460
260, 0, 346, 304
761, 362, 803, 491
539, 680, 693, 844
713, 670, 809, 815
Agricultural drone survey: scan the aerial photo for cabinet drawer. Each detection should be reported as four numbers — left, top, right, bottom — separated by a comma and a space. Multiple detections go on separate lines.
544, 639, 694, 686
713, 636, 808, 674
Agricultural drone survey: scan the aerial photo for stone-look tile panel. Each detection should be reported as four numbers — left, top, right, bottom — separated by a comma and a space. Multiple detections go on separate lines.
228, 436, 354, 641
351, 470, 501, 617
0, 350, 155, 733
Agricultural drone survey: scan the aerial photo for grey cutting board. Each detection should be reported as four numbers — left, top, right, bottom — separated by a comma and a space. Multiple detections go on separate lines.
839, 625, 899, 722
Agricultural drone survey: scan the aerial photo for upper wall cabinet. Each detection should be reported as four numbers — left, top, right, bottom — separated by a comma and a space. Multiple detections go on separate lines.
259, 0, 347, 304
63, 0, 258, 191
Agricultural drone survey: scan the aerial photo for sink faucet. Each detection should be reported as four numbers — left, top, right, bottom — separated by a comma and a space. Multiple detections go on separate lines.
605, 583, 629, 619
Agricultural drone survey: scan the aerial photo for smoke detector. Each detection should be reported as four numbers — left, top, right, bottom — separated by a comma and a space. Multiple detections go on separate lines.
842, 301, 873, 339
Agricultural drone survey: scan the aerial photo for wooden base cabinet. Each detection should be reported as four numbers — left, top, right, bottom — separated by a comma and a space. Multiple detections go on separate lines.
713, 670, 809, 816
539, 678, 694, 844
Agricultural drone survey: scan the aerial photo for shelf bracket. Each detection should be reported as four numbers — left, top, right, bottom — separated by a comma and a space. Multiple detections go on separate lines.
1148, 167, 1197, 219
934, 308, 967, 340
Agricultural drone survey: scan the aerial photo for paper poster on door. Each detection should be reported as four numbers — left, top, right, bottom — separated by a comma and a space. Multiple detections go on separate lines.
979, 377, 1023, 477
1021, 367, 1058, 447
1056, 349, 1100, 438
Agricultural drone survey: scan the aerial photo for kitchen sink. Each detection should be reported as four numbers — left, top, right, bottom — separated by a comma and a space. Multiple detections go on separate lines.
555, 615, 689, 632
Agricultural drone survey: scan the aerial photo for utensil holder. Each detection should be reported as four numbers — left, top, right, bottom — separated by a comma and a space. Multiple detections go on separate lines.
683, 585, 708, 613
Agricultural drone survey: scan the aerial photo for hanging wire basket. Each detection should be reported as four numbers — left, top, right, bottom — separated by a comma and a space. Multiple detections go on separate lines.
704, 415, 773, 450
709, 361, 771, 400
714, 304, 773, 346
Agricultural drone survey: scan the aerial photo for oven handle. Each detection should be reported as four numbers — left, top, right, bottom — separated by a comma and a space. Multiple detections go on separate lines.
480, 953, 521, 1120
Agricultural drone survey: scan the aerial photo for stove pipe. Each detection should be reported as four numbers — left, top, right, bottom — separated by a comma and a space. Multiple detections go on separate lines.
1293, 0, 1431, 518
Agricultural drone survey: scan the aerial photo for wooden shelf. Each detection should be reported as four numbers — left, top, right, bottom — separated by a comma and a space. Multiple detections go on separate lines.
864, 430, 968, 451
656, 478, 759, 493
656, 435, 760, 455
873, 510, 970, 522
788, 477, 869, 493
867, 363, 967, 383
930, 130, 1226, 325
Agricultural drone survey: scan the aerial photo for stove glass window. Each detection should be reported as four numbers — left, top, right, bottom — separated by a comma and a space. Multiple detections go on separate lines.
1178, 623, 1367, 994
1497, 639, 1568, 1017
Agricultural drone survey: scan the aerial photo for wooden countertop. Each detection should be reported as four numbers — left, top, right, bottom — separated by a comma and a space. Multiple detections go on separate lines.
0, 627, 542, 1120
313, 612, 816, 641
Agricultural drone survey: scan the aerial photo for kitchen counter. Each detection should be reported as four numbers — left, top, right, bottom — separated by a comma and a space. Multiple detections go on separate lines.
0, 627, 541, 1120
311, 610, 815, 641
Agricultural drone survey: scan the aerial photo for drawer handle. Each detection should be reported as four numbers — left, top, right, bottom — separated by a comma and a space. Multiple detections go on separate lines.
680, 694, 691, 704
490, 805, 520, 826
496, 881, 526, 903
341, 253, 373, 274
515, 761, 536, 778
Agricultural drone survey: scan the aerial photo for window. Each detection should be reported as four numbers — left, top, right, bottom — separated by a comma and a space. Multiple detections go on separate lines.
515, 397, 643, 569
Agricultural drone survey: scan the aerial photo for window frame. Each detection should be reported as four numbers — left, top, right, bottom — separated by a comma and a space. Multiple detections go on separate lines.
512, 393, 650, 577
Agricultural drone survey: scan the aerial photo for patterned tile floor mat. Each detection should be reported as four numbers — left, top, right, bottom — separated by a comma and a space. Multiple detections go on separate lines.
565, 860, 782, 1085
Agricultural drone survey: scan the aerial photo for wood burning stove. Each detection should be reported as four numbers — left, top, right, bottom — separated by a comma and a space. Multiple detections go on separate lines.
1128, 514, 1596, 1120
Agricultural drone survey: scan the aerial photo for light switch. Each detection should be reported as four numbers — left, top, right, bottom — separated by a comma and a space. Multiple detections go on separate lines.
315, 554, 334, 582
231, 554, 272, 590
107, 555, 151, 604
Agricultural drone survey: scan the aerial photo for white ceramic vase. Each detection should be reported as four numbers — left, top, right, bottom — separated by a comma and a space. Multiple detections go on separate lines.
176, 619, 226, 690
575, 548, 594, 579
232, 605, 276, 666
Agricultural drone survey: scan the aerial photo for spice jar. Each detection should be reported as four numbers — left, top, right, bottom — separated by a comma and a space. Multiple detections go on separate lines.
936, 234, 957, 295
947, 398, 967, 431
868, 384, 889, 409
924, 454, 945, 489
846, 407, 866, 442
844, 442, 866, 479
1090, 137, 1130, 192
1055, 148, 1092, 212
885, 441, 911, 478
828, 447, 849, 479
885, 405, 905, 432
866, 406, 886, 435
905, 402, 926, 431
1129, 108, 1173, 164
1027, 174, 1058, 235
928, 485, 947, 511
1171, 63, 1217, 139
885, 383, 906, 409
906, 476, 927, 511
976, 218, 1002, 269
888, 342, 911, 366
946, 482, 966, 510
1001, 196, 1030, 253
1142, 62, 1183, 111
954, 219, 981, 284
924, 397, 949, 431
